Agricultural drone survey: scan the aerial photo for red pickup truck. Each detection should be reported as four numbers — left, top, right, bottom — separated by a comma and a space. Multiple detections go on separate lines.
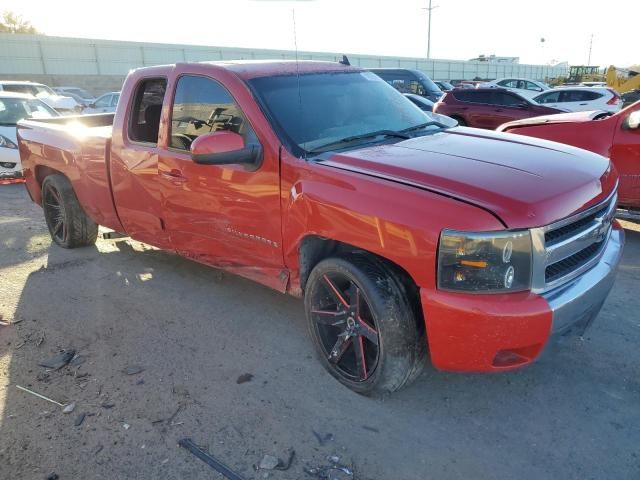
498, 102, 640, 218
18, 61, 624, 394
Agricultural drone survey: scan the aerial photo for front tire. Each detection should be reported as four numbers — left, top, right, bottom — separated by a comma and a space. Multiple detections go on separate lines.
42, 174, 98, 248
304, 255, 426, 395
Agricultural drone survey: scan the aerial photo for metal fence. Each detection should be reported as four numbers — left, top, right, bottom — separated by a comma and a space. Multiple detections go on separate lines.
0, 33, 568, 82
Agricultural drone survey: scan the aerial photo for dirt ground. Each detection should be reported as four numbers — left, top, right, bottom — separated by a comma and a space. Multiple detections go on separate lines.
0, 182, 639, 480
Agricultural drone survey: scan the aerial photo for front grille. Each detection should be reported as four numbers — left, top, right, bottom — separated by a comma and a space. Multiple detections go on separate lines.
545, 240, 604, 283
544, 204, 609, 244
533, 189, 617, 291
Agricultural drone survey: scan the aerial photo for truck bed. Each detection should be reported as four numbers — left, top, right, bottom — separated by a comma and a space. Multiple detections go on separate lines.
18, 113, 124, 232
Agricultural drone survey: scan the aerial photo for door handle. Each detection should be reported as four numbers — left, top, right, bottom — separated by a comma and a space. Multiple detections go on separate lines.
160, 169, 187, 185
579, 103, 588, 105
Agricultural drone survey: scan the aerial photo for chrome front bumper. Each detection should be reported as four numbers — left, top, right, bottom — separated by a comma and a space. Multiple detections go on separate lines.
543, 222, 625, 333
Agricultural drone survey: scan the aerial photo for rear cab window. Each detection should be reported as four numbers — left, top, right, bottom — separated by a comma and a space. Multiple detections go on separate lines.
128, 78, 167, 145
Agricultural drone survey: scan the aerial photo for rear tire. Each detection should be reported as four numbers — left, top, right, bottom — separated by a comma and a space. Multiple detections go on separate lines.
42, 174, 98, 248
304, 255, 426, 395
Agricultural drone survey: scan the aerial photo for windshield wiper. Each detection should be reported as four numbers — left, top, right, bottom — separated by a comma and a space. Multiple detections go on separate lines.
400, 120, 449, 133
308, 129, 411, 154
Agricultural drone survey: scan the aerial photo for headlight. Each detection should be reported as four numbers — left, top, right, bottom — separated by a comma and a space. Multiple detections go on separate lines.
0, 135, 18, 150
437, 229, 532, 293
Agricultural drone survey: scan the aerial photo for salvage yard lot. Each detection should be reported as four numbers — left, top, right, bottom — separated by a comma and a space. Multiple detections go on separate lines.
0, 183, 639, 480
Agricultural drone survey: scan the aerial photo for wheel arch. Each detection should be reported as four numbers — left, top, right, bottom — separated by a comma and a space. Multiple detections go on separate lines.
297, 235, 424, 330
31, 165, 69, 205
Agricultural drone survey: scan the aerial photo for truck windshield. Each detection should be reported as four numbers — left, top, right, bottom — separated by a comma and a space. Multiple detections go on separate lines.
250, 71, 449, 156
0, 97, 59, 125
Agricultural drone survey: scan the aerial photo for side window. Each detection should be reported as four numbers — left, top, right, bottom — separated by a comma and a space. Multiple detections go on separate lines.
453, 90, 473, 102
526, 81, 543, 92
492, 92, 522, 106
408, 80, 426, 96
535, 91, 561, 104
110, 94, 120, 107
95, 95, 111, 108
498, 79, 518, 88
3, 84, 34, 95
170, 75, 257, 151
560, 90, 597, 102
128, 78, 167, 145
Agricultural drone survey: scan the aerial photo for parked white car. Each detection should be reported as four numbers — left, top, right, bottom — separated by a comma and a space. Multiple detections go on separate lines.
0, 81, 80, 114
0, 92, 59, 179
532, 87, 623, 113
53, 86, 96, 106
479, 78, 551, 99
83, 92, 120, 114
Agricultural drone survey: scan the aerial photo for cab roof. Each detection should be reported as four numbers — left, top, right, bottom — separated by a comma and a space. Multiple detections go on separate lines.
186, 60, 360, 80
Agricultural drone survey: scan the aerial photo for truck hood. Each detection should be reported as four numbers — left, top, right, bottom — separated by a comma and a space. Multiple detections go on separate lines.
320, 126, 616, 229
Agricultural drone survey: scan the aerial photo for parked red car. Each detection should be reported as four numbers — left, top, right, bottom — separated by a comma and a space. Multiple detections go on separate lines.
17, 61, 624, 394
434, 88, 564, 129
499, 101, 640, 214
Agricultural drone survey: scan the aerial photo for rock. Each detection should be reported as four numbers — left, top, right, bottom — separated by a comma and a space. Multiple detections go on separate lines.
74, 413, 86, 426
259, 454, 279, 470
62, 402, 76, 414
236, 373, 254, 384
123, 365, 144, 375
39, 350, 76, 370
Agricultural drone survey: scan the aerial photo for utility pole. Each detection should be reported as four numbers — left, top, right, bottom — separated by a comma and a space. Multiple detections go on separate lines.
587, 33, 593, 65
423, 0, 439, 59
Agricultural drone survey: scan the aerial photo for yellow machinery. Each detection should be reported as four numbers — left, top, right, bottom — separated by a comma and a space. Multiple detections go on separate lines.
606, 66, 640, 93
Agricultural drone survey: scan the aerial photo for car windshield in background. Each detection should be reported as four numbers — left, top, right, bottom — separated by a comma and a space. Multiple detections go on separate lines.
0, 97, 59, 125
250, 71, 447, 155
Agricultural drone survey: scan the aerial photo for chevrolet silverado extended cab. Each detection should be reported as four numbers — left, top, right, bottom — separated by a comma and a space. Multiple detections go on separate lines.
18, 61, 624, 394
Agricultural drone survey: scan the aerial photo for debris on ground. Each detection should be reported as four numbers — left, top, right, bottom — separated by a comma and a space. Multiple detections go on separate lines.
62, 402, 76, 414
304, 456, 354, 479
74, 413, 86, 426
275, 449, 295, 471
16, 385, 65, 407
153, 404, 183, 425
178, 438, 247, 480
257, 448, 295, 471
259, 454, 279, 470
69, 355, 87, 367
38, 350, 76, 370
45, 473, 59, 480
123, 423, 131, 430
0, 316, 21, 326
312, 430, 334, 446
123, 365, 144, 375
236, 373, 253, 384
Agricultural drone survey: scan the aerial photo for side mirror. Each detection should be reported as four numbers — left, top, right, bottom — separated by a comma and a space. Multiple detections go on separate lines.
517, 102, 529, 109
190, 131, 261, 166
88, 103, 96, 108
625, 110, 640, 130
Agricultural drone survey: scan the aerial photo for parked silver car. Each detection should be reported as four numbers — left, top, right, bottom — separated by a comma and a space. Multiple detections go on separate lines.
83, 92, 120, 114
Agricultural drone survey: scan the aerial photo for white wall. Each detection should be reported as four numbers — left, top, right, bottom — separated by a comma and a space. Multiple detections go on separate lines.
0, 33, 568, 82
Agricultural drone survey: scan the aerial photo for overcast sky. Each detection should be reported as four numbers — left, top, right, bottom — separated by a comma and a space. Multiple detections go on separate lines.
3, 0, 636, 67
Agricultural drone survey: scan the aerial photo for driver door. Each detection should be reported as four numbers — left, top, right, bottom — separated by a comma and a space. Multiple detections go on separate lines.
157, 74, 286, 290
